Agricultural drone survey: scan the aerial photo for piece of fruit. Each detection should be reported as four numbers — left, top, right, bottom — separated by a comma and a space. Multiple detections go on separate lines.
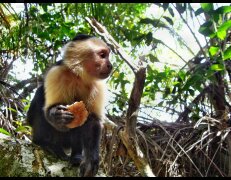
66, 101, 88, 128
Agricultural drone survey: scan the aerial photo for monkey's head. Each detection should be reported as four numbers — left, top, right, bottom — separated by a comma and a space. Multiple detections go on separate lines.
63, 34, 112, 82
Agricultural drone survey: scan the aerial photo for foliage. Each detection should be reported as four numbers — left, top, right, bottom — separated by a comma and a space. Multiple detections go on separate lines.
0, 2, 231, 177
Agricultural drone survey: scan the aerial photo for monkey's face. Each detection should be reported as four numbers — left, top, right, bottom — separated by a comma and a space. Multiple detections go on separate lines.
83, 47, 112, 79
64, 37, 112, 80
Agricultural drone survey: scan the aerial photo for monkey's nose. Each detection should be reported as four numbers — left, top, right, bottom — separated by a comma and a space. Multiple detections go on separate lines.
107, 63, 112, 71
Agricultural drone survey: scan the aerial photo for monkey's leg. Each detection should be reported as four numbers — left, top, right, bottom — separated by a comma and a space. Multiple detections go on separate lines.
28, 86, 70, 161
79, 113, 102, 177
39, 142, 69, 161
69, 128, 83, 166
33, 129, 69, 161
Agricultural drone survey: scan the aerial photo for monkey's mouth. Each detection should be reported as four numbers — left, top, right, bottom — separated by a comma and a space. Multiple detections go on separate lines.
100, 71, 111, 79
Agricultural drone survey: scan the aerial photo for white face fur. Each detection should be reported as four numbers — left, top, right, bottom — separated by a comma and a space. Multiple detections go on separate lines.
62, 37, 112, 81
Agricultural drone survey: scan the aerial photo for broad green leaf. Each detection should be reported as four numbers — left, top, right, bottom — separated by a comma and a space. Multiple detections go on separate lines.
215, 6, 231, 14
178, 70, 186, 81
183, 74, 202, 90
217, 30, 226, 40
199, 21, 214, 37
209, 46, 219, 56
224, 46, 231, 60
210, 64, 224, 71
0, 128, 11, 136
211, 19, 229, 39
217, 20, 231, 32
212, 12, 220, 23
201, 3, 214, 12
173, 81, 180, 86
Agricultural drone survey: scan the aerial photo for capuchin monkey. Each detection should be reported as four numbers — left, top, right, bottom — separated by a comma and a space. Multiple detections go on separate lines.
27, 34, 112, 177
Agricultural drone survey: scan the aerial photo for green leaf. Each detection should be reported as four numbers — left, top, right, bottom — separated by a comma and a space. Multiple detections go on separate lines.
168, 7, 174, 17
218, 20, 231, 32
210, 64, 224, 71
0, 128, 11, 136
224, 46, 231, 60
199, 21, 214, 37
139, 18, 154, 25
178, 70, 186, 81
163, 16, 173, 26
217, 20, 231, 40
157, 101, 164, 107
201, 3, 214, 12
163, 3, 169, 11
8, 107, 17, 113
24, 104, 30, 112
15, 125, 31, 133
195, 8, 204, 16
209, 46, 219, 56
145, 32, 153, 46
173, 81, 180, 86
188, 89, 195, 96
215, 6, 231, 14
148, 54, 159, 63
192, 74, 203, 83
176, 3, 186, 14
217, 30, 226, 40
41, 4, 48, 12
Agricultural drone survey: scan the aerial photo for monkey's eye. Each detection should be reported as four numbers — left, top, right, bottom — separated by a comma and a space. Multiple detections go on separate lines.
99, 52, 106, 59
98, 50, 108, 59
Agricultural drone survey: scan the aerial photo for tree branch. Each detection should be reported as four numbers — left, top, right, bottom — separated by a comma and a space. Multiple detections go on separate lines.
85, 17, 139, 73
86, 17, 155, 177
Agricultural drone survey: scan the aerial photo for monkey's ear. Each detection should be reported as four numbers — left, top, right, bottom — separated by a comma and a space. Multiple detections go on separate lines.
72, 34, 94, 41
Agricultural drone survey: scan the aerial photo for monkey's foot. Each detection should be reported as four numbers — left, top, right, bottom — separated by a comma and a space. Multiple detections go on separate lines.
79, 159, 99, 177
69, 154, 83, 166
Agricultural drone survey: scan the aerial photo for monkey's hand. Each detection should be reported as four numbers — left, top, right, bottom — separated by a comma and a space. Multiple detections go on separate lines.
46, 105, 74, 132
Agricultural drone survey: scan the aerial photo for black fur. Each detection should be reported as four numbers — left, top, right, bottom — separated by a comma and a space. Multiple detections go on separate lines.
27, 34, 102, 176
27, 85, 102, 176
72, 34, 94, 41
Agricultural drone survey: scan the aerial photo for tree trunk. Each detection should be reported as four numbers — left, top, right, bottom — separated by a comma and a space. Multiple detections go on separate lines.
0, 134, 105, 177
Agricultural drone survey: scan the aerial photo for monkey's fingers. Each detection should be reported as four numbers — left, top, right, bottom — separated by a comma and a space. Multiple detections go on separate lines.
49, 105, 68, 116
56, 105, 69, 111
58, 111, 75, 124
49, 105, 74, 123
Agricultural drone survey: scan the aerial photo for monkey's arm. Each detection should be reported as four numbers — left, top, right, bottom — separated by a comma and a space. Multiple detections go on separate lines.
44, 65, 75, 131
